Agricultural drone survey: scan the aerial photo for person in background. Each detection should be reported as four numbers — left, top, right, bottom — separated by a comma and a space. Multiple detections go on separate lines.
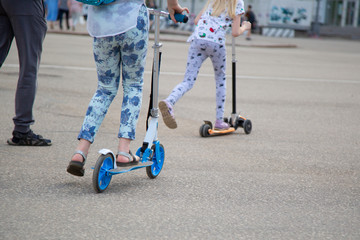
58, 0, 70, 30
67, 0, 189, 177
68, 0, 82, 31
46, 0, 59, 29
245, 4, 256, 40
159, 0, 251, 130
82, 4, 88, 21
1, 0, 52, 146
146, 0, 157, 30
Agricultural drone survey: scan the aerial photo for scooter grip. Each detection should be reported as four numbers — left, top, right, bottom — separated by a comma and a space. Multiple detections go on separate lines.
168, 13, 188, 23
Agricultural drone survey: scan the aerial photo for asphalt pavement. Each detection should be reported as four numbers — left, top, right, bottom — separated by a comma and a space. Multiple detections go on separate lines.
0, 25, 359, 239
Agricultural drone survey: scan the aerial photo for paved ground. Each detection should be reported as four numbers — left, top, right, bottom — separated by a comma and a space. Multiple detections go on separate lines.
0, 29, 359, 239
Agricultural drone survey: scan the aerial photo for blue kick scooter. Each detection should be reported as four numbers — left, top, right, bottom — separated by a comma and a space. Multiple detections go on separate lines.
92, 9, 188, 193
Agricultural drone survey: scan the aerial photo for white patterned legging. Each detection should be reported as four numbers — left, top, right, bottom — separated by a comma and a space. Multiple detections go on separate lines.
77, 5, 148, 143
165, 39, 227, 121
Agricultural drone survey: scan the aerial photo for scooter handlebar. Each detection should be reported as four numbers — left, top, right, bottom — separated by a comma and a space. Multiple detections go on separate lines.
148, 8, 188, 23
168, 13, 188, 23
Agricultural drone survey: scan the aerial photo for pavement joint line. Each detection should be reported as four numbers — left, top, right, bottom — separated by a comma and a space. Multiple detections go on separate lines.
46, 31, 298, 48
2, 63, 358, 84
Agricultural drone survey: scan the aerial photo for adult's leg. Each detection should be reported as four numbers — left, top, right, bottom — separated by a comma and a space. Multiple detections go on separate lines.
2, 0, 51, 145
65, 10, 70, 29
58, 9, 64, 29
0, 4, 14, 67
9, 1, 47, 133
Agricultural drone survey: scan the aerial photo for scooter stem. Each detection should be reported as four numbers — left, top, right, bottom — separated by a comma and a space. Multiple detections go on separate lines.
149, 9, 165, 117
231, 36, 237, 115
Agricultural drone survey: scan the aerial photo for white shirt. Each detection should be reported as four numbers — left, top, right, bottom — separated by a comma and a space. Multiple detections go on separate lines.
188, 0, 245, 45
87, 0, 145, 38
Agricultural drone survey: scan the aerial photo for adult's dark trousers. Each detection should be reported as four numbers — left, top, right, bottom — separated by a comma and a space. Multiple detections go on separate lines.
58, 9, 69, 30
0, 0, 47, 133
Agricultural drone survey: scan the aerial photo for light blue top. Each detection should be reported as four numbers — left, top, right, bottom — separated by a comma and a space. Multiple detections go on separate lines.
87, 0, 145, 37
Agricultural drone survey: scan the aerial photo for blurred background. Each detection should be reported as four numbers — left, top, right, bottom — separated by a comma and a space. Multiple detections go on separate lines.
152, 0, 360, 39
45, 0, 360, 39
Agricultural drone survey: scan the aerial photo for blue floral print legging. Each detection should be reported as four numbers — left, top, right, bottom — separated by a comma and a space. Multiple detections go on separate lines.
78, 5, 148, 143
165, 39, 227, 121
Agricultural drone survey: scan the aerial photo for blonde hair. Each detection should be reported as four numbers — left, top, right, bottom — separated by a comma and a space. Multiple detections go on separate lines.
204, 0, 238, 19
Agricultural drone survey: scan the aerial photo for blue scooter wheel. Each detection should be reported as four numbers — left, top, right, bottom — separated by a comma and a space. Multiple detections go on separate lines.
92, 153, 114, 193
146, 144, 165, 179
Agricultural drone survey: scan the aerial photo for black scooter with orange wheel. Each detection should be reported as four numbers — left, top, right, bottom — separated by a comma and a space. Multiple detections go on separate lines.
199, 36, 252, 137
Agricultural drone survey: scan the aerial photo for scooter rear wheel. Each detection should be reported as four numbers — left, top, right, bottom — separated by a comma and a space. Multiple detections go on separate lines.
92, 153, 114, 193
243, 119, 252, 134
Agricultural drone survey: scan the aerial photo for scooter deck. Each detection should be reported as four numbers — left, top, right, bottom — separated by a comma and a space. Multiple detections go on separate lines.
108, 161, 153, 174
209, 127, 236, 135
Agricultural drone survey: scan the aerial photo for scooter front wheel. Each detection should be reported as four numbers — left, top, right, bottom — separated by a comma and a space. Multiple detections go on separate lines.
146, 144, 165, 179
199, 123, 211, 137
92, 153, 114, 193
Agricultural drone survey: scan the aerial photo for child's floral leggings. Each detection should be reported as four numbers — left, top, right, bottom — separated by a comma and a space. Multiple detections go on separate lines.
165, 39, 227, 121
78, 5, 148, 143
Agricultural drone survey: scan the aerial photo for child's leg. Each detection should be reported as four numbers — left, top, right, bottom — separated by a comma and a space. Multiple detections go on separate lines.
77, 36, 121, 144
71, 35, 121, 165
117, 4, 148, 163
209, 44, 227, 121
117, 5, 148, 141
165, 39, 208, 106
